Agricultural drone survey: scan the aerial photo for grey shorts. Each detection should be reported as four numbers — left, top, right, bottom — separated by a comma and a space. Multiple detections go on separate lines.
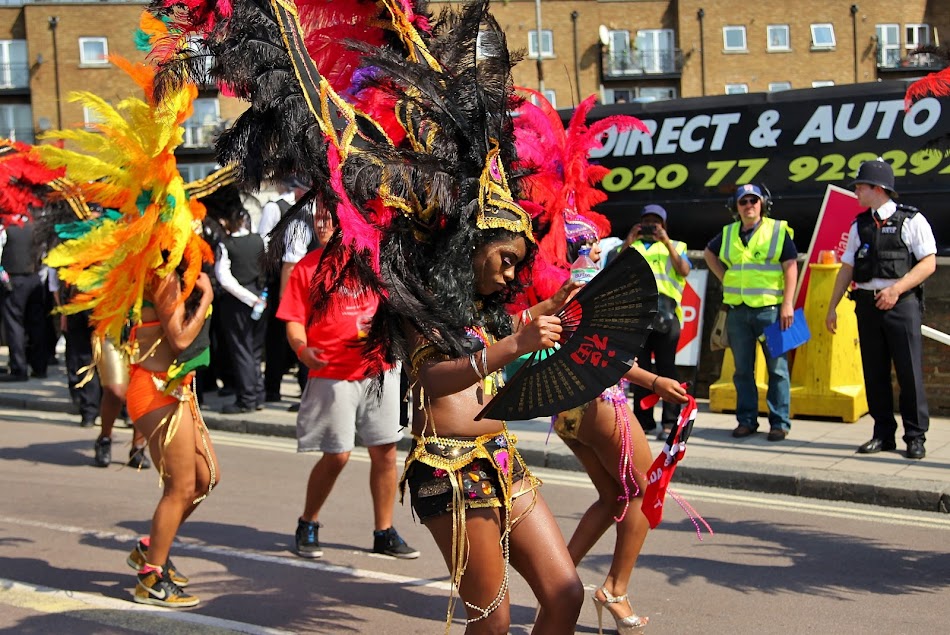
296, 368, 403, 453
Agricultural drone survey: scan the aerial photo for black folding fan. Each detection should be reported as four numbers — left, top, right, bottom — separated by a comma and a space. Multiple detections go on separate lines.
476, 246, 657, 421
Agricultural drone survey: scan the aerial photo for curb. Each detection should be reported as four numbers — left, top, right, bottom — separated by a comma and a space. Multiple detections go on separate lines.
672, 458, 950, 514
6, 394, 948, 514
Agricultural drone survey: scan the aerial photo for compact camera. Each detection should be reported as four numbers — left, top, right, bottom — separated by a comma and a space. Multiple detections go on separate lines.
640, 224, 656, 237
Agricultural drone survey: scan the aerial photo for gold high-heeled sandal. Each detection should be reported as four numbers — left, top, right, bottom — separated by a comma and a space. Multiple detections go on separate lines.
591, 586, 648, 634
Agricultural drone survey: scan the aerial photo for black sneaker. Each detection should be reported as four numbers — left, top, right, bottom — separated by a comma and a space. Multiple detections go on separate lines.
94, 436, 112, 467
128, 447, 151, 470
373, 527, 420, 559
126, 540, 190, 587
295, 519, 323, 558
134, 567, 198, 608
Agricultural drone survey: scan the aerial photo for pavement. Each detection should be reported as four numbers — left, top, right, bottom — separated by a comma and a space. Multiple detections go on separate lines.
3, 345, 948, 514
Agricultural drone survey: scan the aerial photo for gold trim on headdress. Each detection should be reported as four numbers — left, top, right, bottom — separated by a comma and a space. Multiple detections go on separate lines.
477, 140, 534, 242
183, 164, 238, 199
48, 177, 93, 220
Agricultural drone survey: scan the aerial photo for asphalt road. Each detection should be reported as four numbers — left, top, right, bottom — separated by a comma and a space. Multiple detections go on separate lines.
2, 409, 949, 634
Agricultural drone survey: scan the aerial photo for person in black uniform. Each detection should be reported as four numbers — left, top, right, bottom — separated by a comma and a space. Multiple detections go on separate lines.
0, 216, 48, 381
50, 269, 100, 427
825, 159, 936, 460
211, 187, 268, 414
259, 178, 304, 402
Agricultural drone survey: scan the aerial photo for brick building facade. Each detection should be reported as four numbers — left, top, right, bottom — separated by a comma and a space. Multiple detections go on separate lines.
432, 0, 949, 107
2, 1, 946, 162
0, 0, 245, 179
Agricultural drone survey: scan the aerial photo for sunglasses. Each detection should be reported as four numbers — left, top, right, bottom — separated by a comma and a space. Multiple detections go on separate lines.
737, 197, 760, 206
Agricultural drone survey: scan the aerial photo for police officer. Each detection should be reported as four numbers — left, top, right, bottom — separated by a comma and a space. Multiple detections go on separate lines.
0, 216, 48, 382
623, 204, 691, 439
704, 184, 798, 442
825, 159, 936, 460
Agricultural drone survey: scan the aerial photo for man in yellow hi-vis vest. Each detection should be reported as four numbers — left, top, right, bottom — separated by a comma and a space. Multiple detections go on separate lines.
610, 204, 691, 440
704, 184, 798, 442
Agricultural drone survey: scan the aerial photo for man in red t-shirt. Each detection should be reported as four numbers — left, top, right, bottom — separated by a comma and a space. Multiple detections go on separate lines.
277, 244, 419, 560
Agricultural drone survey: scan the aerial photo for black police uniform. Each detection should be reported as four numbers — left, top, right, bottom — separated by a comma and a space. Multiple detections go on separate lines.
1, 220, 48, 379
849, 205, 929, 446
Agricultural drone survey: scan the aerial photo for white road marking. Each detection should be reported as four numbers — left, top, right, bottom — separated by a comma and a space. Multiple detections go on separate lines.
0, 577, 294, 634
207, 432, 950, 530
0, 515, 453, 593
7, 410, 949, 530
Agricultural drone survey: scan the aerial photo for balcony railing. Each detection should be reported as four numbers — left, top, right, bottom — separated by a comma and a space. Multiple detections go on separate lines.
603, 49, 684, 78
181, 122, 221, 149
0, 63, 30, 90
877, 50, 946, 72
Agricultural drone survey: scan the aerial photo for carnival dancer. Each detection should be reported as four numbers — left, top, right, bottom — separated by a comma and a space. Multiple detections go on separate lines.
513, 92, 689, 634
38, 53, 219, 608
145, 1, 586, 629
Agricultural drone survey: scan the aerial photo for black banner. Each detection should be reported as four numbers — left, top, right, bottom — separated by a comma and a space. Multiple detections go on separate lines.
575, 81, 950, 254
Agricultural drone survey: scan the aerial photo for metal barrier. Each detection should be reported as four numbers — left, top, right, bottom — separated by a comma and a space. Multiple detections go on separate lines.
923, 325, 950, 346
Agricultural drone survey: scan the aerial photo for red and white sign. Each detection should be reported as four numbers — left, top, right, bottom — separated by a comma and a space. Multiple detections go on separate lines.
795, 184, 864, 308
675, 269, 708, 367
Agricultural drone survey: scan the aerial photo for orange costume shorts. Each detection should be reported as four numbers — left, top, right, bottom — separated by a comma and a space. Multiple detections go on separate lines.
126, 365, 195, 422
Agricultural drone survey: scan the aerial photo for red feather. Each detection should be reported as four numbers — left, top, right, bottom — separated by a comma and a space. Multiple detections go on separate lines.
0, 140, 63, 226
514, 91, 647, 299
905, 66, 950, 108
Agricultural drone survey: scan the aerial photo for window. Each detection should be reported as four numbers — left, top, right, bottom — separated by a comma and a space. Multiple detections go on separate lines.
636, 29, 675, 73
605, 29, 632, 75
527, 29, 554, 59
608, 88, 634, 104
876, 24, 900, 67
183, 98, 220, 147
723, 26, 747, 51
528, 89, 557, 108
812, 80, 835, 88
905, 24, 931, 49
638, 86, 677, 101
0, 40, 27, 88
810, 24, 835, 49
177, 162, 219, 183
767, 25, 790, 51
0, 103, 32, 143
79, 37, 109, 65
769, 82, 792, 92
83, 105, 105, 129
725, 83, 748, 94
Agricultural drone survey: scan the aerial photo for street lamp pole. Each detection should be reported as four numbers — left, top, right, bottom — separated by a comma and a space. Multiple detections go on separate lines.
571, 10, 580, 103
697, 8, 706, 96
534, 0, 544, 94
851, 5, 859, 83
48, 16, 62, 129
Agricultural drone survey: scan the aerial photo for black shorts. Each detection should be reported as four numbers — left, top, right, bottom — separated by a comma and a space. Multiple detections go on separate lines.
404, 435, 536, 522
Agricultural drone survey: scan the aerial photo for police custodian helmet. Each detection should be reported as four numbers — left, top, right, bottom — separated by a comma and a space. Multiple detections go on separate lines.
849, 158, 898, 197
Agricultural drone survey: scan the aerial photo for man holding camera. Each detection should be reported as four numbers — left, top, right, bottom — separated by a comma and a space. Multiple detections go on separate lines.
610, 204, 691, 438
704, 184, 798, 442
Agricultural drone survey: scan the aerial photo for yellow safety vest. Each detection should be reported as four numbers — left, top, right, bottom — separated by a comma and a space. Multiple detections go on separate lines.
718, 217, 791, 308
633, 239, 688, 323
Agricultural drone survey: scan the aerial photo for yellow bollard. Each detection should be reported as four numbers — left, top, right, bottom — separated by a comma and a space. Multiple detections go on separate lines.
788, 263, 868, 422
709, 342, 770, 414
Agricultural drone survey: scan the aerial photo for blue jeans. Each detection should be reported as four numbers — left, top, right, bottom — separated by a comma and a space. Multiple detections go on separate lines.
726, 305, 791, 432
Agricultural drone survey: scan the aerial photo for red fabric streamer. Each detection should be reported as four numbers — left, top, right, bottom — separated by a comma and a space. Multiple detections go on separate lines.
641, 394, 697, 528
